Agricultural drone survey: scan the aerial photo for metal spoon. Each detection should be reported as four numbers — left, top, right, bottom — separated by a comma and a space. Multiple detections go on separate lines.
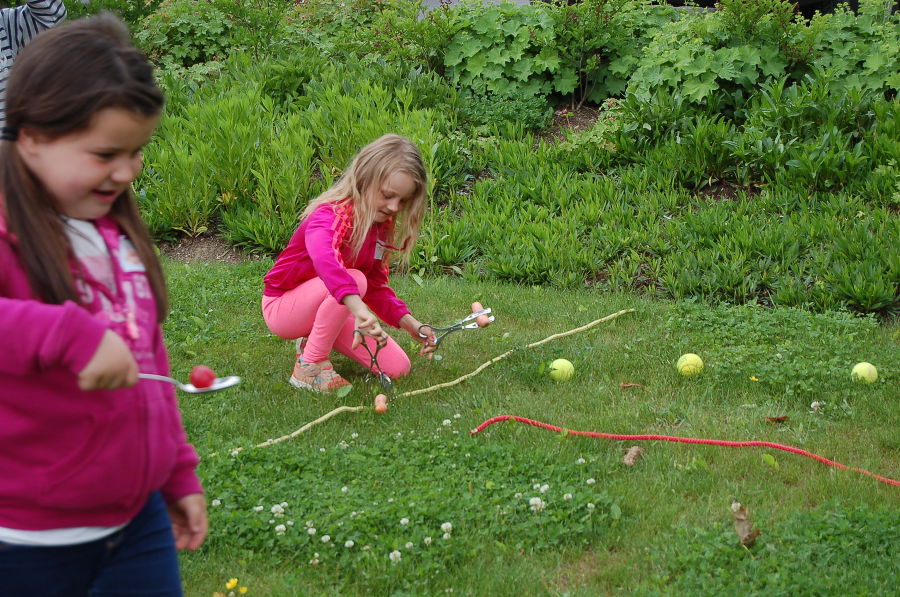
138, 373, 241, 394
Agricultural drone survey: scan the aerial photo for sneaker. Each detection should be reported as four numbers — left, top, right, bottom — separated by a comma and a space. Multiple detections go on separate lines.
290, 359, 351, 392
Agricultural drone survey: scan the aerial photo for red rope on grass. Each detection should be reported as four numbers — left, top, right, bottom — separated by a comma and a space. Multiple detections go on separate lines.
470, 415, 900, 487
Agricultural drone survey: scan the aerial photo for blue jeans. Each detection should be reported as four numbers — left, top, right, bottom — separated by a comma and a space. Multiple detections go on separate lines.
0, 491, 183, 596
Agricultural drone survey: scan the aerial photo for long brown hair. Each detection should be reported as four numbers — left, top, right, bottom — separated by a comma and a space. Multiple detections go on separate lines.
0, 13, 168, 318
301, 134, 428, 267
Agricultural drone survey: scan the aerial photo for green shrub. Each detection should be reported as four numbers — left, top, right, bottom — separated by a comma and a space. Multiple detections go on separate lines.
548, 0, 678, 106
458, 89, 553, 133
135, 0, 238, 68
443, 1, 563, 99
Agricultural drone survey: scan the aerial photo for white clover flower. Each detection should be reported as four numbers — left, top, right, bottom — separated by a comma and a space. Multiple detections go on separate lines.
230, 449, 240, 457
281, 502, 288, 507
424, 536, 432, 545
529, 497, 545, 512
586, 478, 596, 485
587, 503, 596, 510
811, 401, 825, 412
305, 520, 314, 528
405, 542, 414, 549
211, 499, 221, 507
287, 520, 294, 526
319, 448, 326, 453
465, 453, 471, 458
308, 527, 316, 535
564, 493, 573, 501
442, 419, 452, 426
514, 492, 523, 498
350, 511, 358, 518
443, 532, 451, 540
389, 550, 401, 563
339, 441, 349, 449
253, 505, 264, 512
351, 433, 359, 439
309, 556, 319, 565
341, 486, 349, 493
361, 545, 371, 551
441, 522, 453, 533
540, 484, 549, 493
387, 498, 394, 503
275, 524, 286, 535
577, 458, 586, 464
400, 518, 409, 526
268, 519, 275, 524
345, 540, 354, 548
271, 504, 285, 516
454, 413, 461, 419
321, 535, 330, 543
533, 483, 541, 490
452, 430, 459, 434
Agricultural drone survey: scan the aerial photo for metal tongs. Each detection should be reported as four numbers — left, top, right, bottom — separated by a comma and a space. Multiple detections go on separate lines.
417, 307, 495, 349
355, 330, 395, 398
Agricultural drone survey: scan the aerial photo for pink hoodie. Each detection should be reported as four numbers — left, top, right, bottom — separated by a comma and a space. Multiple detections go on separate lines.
0, 213, 202, 530
263, 200, 410, 327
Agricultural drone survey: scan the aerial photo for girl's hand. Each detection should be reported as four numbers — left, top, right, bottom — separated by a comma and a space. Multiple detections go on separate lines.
167, 493, 208, 551
399, 314, 437, 359
78, 329, 139, 391
344, 295, 388, 349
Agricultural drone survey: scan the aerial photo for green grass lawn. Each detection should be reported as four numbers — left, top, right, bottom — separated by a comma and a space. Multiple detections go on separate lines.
164, 259, 899, 596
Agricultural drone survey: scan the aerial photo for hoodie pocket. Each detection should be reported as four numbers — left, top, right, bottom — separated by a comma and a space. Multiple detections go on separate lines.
37, 406, 143, 513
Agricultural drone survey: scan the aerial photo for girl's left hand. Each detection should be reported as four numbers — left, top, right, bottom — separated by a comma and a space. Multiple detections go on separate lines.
167, 493, 208, 551
399, 314, 437, 359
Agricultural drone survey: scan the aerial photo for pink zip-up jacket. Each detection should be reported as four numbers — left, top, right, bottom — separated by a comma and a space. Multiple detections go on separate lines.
0, 212, 202, 530
263, 200, 410, 327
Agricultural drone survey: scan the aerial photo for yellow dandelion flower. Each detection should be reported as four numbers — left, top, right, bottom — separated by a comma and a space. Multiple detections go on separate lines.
226, 578, 239, 590
749, 376, 758, 382
240, 588, 248, 595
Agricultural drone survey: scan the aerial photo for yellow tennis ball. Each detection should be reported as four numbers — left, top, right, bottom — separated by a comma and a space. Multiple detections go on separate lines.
676, 353, 704, 377
851, 362, 878, 384
548, 359, 574, 381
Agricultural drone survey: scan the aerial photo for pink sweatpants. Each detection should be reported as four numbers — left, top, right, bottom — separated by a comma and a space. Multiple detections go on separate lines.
262, 269, 411, 378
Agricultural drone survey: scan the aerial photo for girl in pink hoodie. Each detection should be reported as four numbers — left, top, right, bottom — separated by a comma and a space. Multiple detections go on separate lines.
263, 134, 437, 392
0, 15, 205, 596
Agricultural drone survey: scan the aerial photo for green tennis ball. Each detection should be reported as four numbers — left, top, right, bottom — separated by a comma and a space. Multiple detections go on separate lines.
851, 362, 878, 384
548, 359, 574, 381
676, 353, 704, 377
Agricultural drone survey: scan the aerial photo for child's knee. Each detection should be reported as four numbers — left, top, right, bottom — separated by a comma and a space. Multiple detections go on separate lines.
380, 353, 411, 379
347, 269, 368, 295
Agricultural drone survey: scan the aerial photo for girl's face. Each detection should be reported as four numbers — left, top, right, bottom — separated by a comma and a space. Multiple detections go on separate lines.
17, 107, 159, 220
371, 170, 417, 223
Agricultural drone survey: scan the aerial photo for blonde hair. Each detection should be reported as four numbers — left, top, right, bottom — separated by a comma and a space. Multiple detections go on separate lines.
301, 134, 427, 266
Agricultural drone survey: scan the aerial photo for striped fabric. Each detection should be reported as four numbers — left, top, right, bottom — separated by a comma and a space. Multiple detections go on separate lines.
1, 0, 67, 126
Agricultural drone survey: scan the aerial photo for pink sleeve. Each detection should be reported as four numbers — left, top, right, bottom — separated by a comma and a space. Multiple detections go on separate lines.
0, 297, 107, 378
305, 205, 363, 304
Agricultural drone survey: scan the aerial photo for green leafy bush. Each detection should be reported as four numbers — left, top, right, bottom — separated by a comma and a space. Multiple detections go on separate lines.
443, 1, 564, 99
548, 0, 678, 106
458, 89, 553, 133
135, 0, 239, 68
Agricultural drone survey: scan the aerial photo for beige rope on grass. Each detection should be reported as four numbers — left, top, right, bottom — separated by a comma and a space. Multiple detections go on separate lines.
210, 308, 635, 456
400, 308, 635, 398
